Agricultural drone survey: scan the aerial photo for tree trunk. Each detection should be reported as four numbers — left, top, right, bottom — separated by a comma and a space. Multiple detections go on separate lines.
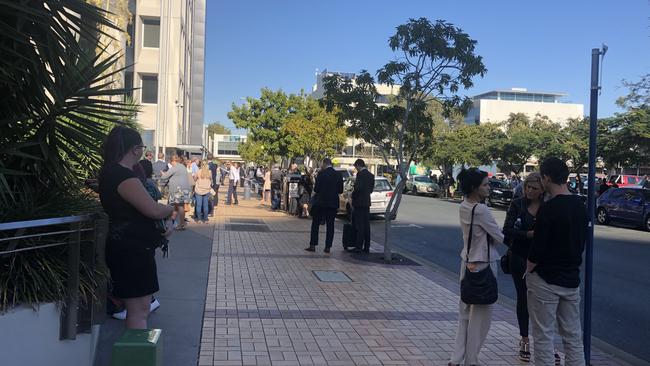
383, 176, 407, 263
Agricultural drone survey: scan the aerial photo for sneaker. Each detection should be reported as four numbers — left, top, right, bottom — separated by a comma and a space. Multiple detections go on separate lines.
518, 341, 531, 362
324, 247, 331, 253
150, 298, 161, 312
305, 245, 316, 252
112, 298, 160, 320
112, 309, 127, 320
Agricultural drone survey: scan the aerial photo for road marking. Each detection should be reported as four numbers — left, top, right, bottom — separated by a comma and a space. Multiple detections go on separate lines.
391, 223, 424, 229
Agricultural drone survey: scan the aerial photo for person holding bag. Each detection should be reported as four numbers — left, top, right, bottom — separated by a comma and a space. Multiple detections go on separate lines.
449, 168, 504, 366
502, 172, 545, 363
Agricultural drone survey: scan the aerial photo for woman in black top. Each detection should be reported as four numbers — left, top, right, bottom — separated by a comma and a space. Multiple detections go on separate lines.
502, 172, 543, 363
99, 126, 174, 329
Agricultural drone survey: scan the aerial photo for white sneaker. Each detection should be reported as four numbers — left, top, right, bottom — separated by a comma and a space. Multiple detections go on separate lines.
111, 298, 160, 320
112, 309, 127, 320
150, 298, 161, 312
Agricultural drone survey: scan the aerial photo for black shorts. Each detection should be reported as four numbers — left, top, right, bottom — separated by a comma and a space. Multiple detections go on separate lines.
106, 239, 159, 299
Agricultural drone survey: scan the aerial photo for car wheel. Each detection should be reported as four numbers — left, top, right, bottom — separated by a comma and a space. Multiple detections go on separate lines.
645, 215, 650, 232
596, 207, 609, 225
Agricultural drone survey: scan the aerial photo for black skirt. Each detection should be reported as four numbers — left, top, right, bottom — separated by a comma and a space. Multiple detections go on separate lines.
105, 238, 159, 299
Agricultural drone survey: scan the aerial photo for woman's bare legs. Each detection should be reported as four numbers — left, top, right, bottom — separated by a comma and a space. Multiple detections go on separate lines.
175, 204, 185, 228
123, 295, 151, 329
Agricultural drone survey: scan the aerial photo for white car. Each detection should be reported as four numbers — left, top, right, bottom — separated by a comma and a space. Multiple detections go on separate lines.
338, 177, 396, 220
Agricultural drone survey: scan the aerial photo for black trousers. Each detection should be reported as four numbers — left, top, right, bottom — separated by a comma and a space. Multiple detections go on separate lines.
310, 207, 336, 247
510, 252, 529, 337
352, 206, 371, 251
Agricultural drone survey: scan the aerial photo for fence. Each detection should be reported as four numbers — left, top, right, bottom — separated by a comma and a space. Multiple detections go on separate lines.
0, 214, 108, 340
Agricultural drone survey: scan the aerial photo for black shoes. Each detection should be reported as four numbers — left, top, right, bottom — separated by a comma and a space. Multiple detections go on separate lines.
305, 245, 316, 252
324, 247, 331, 253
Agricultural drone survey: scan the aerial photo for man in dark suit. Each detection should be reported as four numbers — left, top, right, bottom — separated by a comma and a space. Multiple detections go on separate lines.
306, 158, 343, 253
351, 159, 374, 253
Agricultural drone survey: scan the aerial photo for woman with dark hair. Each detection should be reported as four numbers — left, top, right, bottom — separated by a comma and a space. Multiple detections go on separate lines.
99, 126, 174, 329
449, 168, 504, 366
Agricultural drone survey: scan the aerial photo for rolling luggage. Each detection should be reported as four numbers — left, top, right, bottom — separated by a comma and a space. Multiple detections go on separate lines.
342, 223, 356, 250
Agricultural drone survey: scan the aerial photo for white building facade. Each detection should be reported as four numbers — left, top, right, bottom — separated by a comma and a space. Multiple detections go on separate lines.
125, 0, 206, 156
464, 88, 583, 125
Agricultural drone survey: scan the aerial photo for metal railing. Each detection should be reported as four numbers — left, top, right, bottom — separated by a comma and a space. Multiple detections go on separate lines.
0, 214, 108, 340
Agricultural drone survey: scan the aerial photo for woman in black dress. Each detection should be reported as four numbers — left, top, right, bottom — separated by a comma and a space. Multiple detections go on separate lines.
99, 126, 174, 329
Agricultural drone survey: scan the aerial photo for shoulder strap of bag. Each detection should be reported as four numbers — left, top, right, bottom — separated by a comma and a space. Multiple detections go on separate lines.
466, 204, 478, 262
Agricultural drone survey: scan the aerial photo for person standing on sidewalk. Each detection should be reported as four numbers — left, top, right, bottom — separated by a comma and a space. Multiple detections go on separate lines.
306, 158, 343, 253
502, 172, 544, 362
226, 162, 240, 205
526, 157, 587, 366
351, 159, 374, 253
194, 163, 213, 223
449, 168, 504, 366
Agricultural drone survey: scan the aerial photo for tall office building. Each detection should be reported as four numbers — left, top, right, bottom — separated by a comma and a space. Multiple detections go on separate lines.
125, 0, 206, 156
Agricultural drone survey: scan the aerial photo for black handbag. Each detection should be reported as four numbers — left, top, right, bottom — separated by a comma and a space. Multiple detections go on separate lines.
460, 204, 498, 305
500, 250, 511, 274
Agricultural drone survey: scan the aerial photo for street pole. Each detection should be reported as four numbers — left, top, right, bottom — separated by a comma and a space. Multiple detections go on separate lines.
585, 45, 606, 365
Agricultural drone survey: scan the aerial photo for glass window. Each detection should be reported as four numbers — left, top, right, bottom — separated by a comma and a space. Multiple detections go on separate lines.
501, 93, 515, 101
414, 176, 431, 183
543, 95, 555, 103
627, 176, 639, 184
141, 75, 158, 103
142, 18, 160, 48
609, 189, 625, 199
374, 179, 392, 191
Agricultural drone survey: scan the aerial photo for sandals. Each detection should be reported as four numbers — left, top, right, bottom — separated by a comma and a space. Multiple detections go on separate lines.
519, 341, 531, 362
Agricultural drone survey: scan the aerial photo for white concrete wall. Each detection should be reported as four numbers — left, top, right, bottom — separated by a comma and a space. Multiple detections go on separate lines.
477, 99, 584, 126
0, 303, 99, 366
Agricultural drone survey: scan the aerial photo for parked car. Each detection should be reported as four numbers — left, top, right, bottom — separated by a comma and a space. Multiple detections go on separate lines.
597, 187, 650, 231
607, 174, 642, 187
487, 178, 514, 207
334, 167, 353, 182
404, 175, 441, 196
338, 176, 396, 220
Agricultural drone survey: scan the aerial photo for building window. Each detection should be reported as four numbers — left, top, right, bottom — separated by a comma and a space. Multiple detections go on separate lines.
141, 75, 158, 104
142, 18, 160, 48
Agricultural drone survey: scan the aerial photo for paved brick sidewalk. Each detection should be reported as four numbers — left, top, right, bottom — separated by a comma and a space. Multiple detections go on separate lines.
197, 199, 628, 366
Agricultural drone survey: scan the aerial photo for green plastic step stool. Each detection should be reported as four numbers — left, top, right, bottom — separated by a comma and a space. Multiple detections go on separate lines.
111, 329, 163, 366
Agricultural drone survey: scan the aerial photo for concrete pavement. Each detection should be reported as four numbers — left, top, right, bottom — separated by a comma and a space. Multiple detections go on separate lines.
195, 198, 628, 365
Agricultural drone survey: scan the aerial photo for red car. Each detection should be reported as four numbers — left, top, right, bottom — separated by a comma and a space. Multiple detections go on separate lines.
608, 175, 642, 187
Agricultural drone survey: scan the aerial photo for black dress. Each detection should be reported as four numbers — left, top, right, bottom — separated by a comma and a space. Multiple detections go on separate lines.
99, 164, 160, 298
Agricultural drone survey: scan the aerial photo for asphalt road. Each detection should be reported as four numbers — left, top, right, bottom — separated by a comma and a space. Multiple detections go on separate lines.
343, 194, 650, 362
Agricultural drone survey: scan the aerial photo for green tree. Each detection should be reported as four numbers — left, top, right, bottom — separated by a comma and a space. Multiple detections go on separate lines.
561, 118, 590, 173
228, 89, 302, 162
206, 121, 232, 136
282, 98, 347, 162
617, 74, 650, 110
491, 113, 537, 175
598, 108, 650, 174
324, 18, 486, 262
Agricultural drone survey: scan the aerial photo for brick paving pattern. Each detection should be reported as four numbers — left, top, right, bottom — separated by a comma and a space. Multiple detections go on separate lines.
198, 199, 628, 366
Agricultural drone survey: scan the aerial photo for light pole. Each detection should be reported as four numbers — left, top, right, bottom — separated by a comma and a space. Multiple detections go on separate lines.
584, 44, 607, 365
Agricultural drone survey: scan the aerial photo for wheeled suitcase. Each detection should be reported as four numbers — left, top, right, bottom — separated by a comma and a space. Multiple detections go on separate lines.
342, 223, 356, 250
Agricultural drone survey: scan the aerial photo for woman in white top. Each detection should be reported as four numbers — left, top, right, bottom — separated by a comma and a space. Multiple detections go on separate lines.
194, 163, 213, 223
263, 168, 271, 204
449, 168, 504, 366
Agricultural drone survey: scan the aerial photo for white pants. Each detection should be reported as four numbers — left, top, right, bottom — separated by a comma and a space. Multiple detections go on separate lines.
450, 261, 498, 365
527, 272, 585, 366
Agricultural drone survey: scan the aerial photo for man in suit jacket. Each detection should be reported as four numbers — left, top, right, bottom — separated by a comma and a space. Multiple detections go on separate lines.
351, 159, 374, 253
306, 158, 343, 253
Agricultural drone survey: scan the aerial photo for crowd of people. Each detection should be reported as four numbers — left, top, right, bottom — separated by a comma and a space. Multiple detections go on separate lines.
98, 126, 592, 365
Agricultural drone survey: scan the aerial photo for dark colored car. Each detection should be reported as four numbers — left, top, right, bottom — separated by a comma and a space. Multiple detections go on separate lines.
597, 187, 650, 231
487, 179, 513, 207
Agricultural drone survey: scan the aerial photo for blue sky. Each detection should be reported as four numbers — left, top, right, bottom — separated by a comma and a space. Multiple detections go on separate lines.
204, 0, 650, 130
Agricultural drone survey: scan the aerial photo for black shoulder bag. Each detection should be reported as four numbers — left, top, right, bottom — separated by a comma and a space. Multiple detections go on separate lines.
501, 199, 525, 274
460, 204, 498, 305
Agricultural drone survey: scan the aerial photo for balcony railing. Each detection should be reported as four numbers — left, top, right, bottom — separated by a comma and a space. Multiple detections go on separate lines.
0, 214, 108, 340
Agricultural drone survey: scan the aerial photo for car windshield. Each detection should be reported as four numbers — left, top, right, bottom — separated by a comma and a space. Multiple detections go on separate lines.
374, 179, 392, 191
628, 176, 639, 184
490, 180, 509, 189
414, 176, 431, 183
